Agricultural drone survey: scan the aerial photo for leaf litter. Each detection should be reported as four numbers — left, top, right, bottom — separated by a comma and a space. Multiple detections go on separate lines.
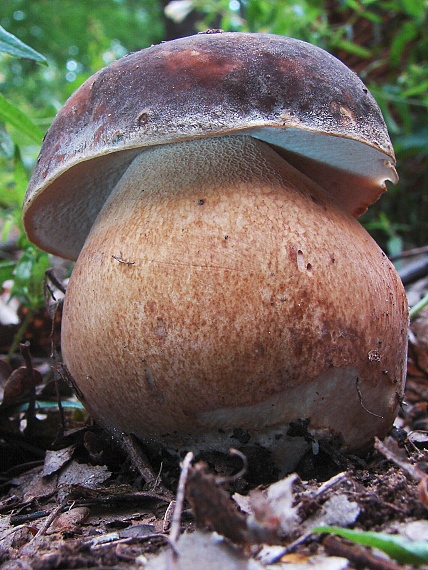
0, 298, 427, 568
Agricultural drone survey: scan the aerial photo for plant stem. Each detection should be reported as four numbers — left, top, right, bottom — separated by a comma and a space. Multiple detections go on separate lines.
7, 308, 34, 362
409, 292, 428, 320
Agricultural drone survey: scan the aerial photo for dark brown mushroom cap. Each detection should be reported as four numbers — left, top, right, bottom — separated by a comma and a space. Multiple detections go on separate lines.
23, 31, 397, 260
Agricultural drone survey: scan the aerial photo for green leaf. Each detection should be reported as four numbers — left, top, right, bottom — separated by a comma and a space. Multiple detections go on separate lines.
395, 129, 428, 154
0, 129, 14, 159
390, 21, 418, 67
410, 291, 428, 319
401, 0, 426, 19
0, 25, 47, 65
11, 246, 50, 310
313, 526, 428, 566
0, 94, 44, 144
401, 80, 428, 99
13, 145, 29, 204
333, 38, 372, 58
1, 217, 15, 243
0, 260, 15, 286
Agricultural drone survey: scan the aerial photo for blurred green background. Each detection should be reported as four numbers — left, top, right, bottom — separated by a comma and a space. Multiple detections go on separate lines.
1, 0, 427, 256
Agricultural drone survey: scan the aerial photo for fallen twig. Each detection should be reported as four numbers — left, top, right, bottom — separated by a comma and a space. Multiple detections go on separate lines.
20, 341, 37, 437
163, 500, 175, 532
168, 451, 194, 569
33, 503, 63, 538
374, 437, 424, 482
121, 433, 173, 499
323, 534, 404, 570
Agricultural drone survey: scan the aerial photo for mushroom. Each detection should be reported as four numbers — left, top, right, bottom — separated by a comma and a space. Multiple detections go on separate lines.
23, 32, 408, 471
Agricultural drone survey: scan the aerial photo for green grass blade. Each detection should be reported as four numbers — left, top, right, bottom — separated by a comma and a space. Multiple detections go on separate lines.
0, 25, 47, 65
410, 292, 428, 319
0, 94, 44, 144
313, 526, 428, 566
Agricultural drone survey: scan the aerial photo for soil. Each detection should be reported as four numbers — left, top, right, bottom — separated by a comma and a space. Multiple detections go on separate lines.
0, 306, 427, 569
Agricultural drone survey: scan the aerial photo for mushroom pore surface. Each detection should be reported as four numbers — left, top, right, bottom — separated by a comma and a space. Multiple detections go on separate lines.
61, 135, 408, 464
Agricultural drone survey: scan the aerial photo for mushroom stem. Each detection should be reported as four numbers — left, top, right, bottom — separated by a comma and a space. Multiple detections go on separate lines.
61, 135, 407, 461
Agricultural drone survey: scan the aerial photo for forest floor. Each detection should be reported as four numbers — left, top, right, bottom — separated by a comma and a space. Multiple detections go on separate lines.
0, 301, 428, 569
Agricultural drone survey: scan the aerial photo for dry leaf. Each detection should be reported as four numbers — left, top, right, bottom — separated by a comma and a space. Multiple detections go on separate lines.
146, 531, 264, 570
245, 473, 300, 541
418, 476, 428, 510
42, 445, 76, 477
47, 507, 90, 534
186, 461, 248, 544
0, 366, 42, 410
303, 494, 360, 531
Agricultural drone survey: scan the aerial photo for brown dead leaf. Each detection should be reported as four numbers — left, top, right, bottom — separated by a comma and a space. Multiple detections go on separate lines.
375, 436, 426, 482
0, 524, 35, 558
303, 493, 360, 530
42, 445, 76, 477
418, 476, 428, 510
83, 430, 105, 463
0, 359, 12, 386
396, 520, 428, 541
407, 430, 428, 449
57, 460, 111, 503
46, 506, 90, 534
244, 473, 300, 543
186, 461, 248, 545
186, 461, 304, 546
119, 523, 157, 538
0, 366, 42, 410
146, 530, 264, 570
22, 471, 58, 503
279, 552, 311, 563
